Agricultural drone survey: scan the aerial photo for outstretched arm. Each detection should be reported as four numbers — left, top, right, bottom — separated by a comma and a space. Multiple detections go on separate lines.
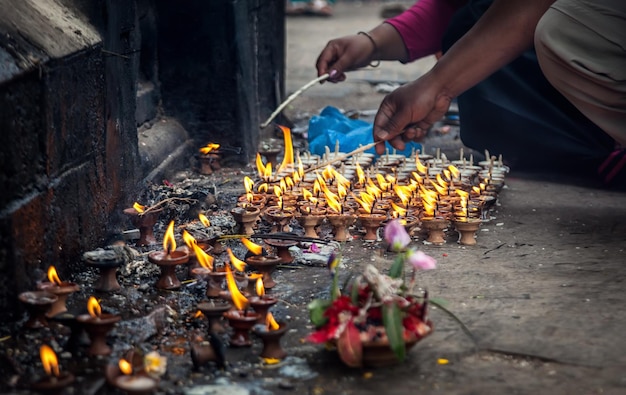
373, 0, 556, 153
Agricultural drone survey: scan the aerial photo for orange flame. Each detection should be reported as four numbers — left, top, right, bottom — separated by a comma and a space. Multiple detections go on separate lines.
297, 156, 304, 178
241, 238, 263, 255
256, 153, 267, 178
302, 188, 312, 201
264, 162, 273, 180
293, 171, 301, 184
40, 344, 60, 377
118, 358, 132, 375
200, 143, 220, 155
277, 125, 294, 173
258, 183, 269, 193
256, 278, 265, 297
182, 230, 197, 249
133, 202, 146, 213
244, 176, 254, 194
391, 201, 407, 217
356, 162, 365, 185
199, 213, 211, 227
354, 192, 373, 214
448, 164, 460, 179
194, 310, 205, 319
248, 272, 263, 281
322, 165, 334, 182
313, 180, 321, 197
47, 266, 62, 286
193, 243, 214, 270
225, 265, 248, 311
376, 173, 389, 191
337, 183, 347, 200
394, 185, 411, 207
227, 248, 246, 272
163, 220, 176, 254
326, 195, 342, 214
415, 155, 428, 175
87, 296, 102, 318
285, 176, 294, 190
472, 186, 481, 195
266, 312, 280, 331
279, 179, 287, 193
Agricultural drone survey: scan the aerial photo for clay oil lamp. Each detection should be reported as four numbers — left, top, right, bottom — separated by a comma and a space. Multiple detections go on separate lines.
83, 250, 124, 292
249, 278, 278, 324
264, 238, 297, 265
222, 266, 259, 347
253, 312, 288, 360
453, 192, 482, 246
123, 202, 162, 247
243, 238, 282, 289
197, 299, 232, 333
420, 190, 449, 245
31, 344, 75, 395
297, 205, 326, 238
113, 358, 157, 395
263, 188, 295, 233
148, 220, 189, 290
324, 190, 355, 242
37, 266, 80, 317
198, 143, 221, 175
76, 296, 121, 356
231, 206, 261, 236
355, 191, 385, 241
205, 263, 228, 299
18, 291, 58, 329
182, 230, 214, 278
236, 176, 267, 210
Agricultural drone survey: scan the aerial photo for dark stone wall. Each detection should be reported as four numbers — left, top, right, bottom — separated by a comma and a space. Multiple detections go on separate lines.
0, 0, 284, 322
155, 0, 285, 163
0, 1, 141, 321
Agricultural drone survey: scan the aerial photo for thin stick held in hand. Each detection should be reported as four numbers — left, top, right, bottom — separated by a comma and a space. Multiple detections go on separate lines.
260, 73, 330, 129
304, 141, 378, 174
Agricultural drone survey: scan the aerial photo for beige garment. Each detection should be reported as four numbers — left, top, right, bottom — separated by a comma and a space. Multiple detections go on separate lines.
534, 0, 626, 147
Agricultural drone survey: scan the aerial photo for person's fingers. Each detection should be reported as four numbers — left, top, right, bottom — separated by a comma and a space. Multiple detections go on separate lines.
316, 42, 341, 78
388, 135, 406, 151
373, 97, 410, 154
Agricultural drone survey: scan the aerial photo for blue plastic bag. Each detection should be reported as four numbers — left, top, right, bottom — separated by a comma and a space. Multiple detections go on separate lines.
308, 106, 421, 157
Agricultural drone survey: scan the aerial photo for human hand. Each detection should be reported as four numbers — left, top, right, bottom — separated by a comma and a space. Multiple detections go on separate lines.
316, 34, 375, 82
373, 75, 452, 154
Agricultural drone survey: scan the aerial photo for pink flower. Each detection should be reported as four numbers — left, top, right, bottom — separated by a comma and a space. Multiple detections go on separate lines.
406, 250, 437, 270
384, 220, 411, 252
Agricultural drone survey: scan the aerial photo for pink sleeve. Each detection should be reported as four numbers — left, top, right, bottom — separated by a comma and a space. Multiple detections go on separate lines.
386, 0, 466, 62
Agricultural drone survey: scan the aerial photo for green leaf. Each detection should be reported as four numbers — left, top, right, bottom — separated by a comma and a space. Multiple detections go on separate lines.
308, 299, 331, 327
382, 303, 406, 361
337, 321, 363, 367
389, 255, 404, 279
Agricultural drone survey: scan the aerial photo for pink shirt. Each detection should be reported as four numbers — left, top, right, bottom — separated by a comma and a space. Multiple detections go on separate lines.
386, 0, 466, 62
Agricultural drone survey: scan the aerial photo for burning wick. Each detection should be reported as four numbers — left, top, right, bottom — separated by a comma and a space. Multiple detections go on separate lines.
163, 220, 177, 257
133, 202, 146, 214
198, 213, 211, 227
256, 278, 265, 298
87, 296, 102, 319
47, 266, 63, 286
40, 344, 60, 378
266, 312, 280, 331
119, 359, 132, 376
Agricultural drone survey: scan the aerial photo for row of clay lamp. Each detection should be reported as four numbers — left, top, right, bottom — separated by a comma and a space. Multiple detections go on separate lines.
235, 148, 506, 245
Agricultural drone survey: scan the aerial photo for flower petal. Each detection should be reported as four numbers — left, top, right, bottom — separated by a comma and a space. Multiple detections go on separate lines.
384, 220, 411, 252
407, 250, 437, 270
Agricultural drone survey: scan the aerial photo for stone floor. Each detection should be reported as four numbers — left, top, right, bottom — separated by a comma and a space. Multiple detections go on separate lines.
281, 2, 626, 394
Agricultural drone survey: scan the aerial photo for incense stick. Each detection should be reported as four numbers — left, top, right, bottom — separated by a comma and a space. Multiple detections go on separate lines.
260, 73, 330, 129
304, 141, 378, 174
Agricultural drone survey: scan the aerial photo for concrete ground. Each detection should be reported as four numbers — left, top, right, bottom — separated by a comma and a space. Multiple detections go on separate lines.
281, 2, 626, 394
